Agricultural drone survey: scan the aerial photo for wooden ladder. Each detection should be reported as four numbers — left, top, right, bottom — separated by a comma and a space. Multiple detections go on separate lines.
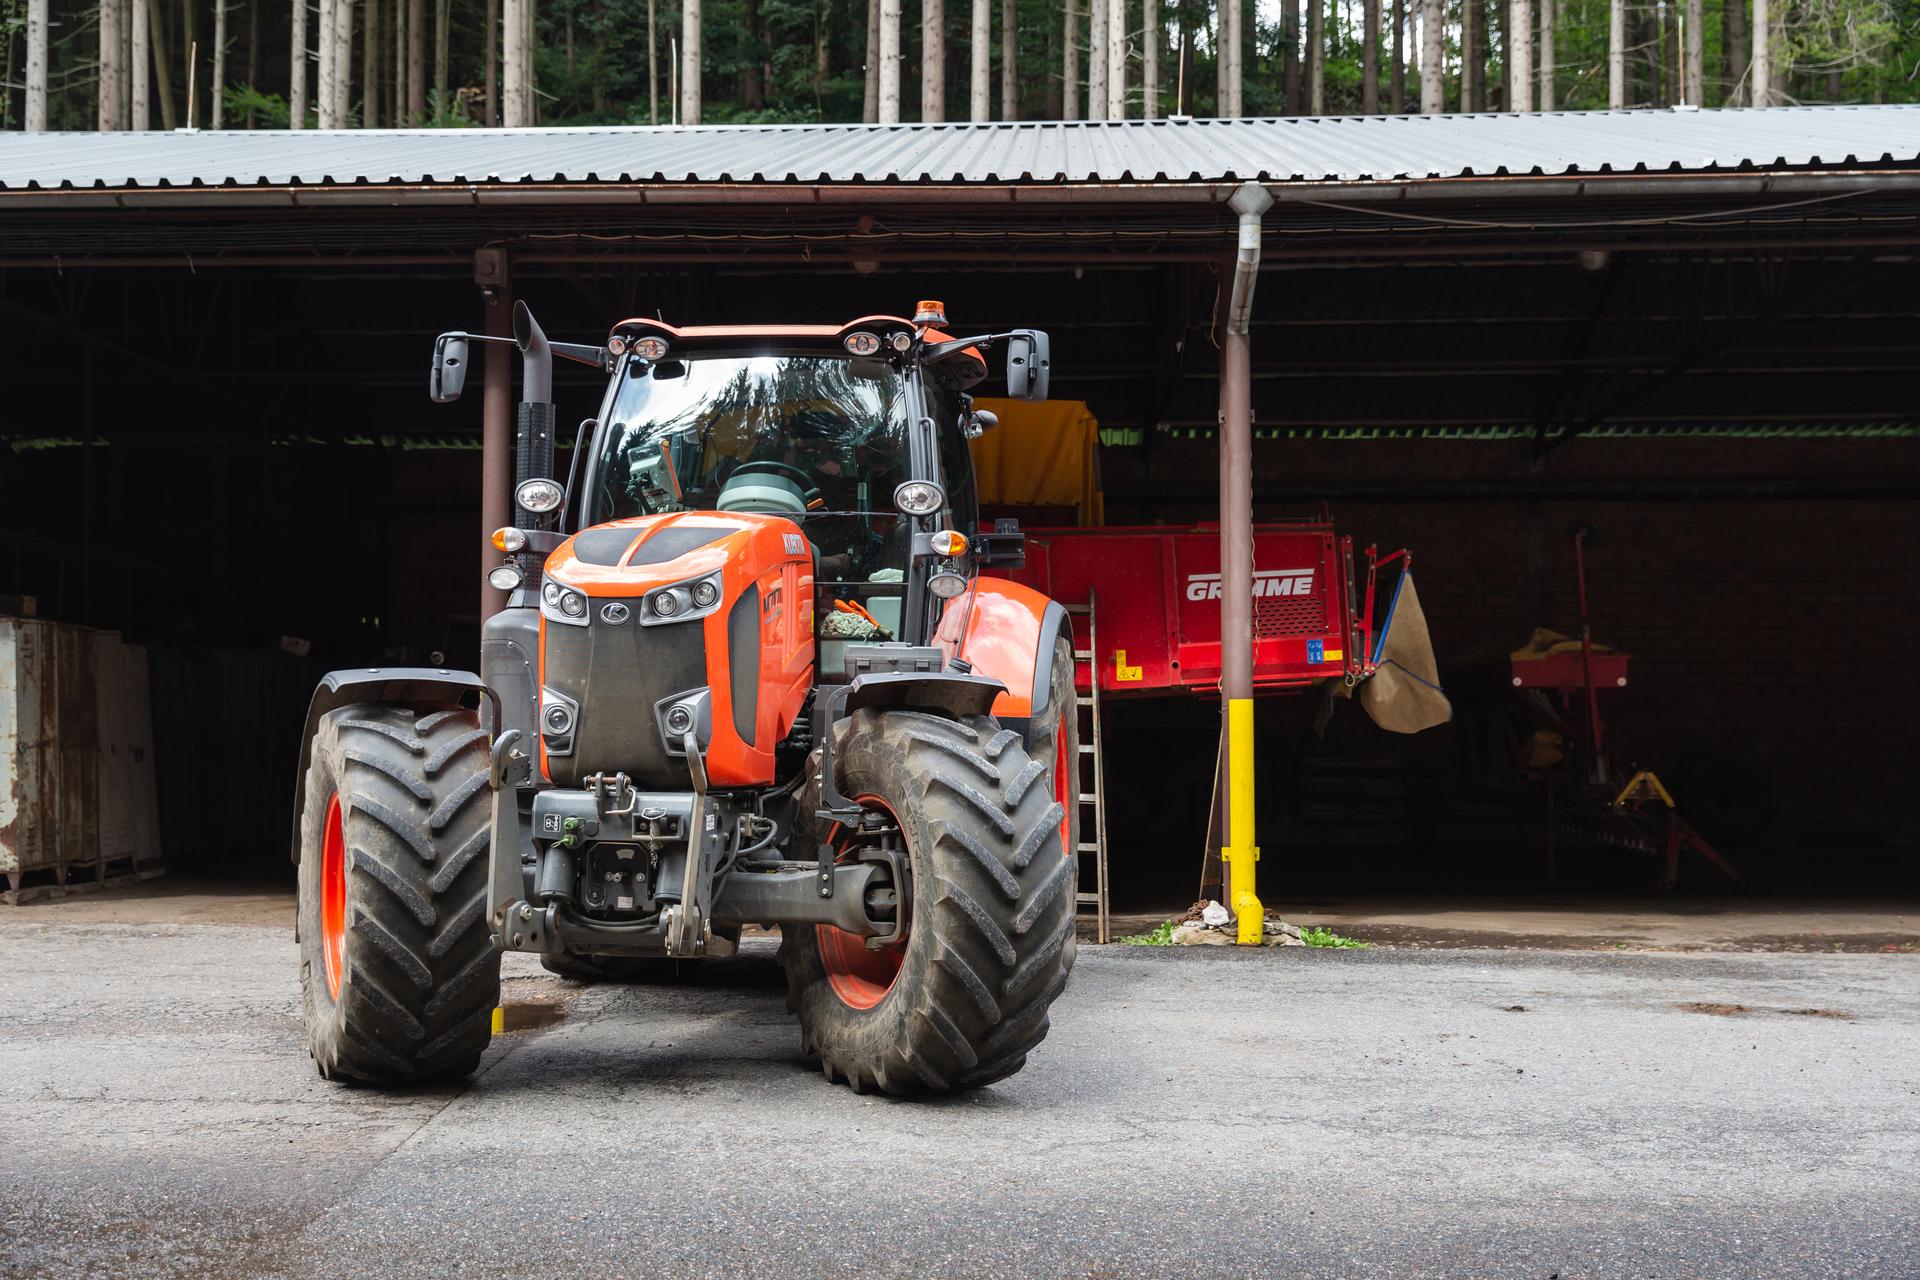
1065, 593, 1111, 944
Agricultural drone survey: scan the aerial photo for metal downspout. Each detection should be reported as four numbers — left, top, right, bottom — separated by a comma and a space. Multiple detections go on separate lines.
1221, 181, 1273, 945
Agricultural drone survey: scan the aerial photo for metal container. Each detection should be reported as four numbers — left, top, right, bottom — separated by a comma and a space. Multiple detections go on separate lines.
1, 618, 163, 902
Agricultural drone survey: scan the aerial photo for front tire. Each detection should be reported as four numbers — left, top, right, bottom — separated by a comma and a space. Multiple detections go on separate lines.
780, 709, 1076, 1095
297, 703, 501, 1085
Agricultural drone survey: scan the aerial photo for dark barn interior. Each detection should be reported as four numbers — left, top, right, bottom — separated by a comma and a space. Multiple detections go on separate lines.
4, 116, 1917, 910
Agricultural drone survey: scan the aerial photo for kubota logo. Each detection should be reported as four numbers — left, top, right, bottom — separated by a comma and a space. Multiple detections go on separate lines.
1185, 569, 1315, 601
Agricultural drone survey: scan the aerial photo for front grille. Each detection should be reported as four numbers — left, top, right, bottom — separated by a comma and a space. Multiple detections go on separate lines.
544, 604, 705, 788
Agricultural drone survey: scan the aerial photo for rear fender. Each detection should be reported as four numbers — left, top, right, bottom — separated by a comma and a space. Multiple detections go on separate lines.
288, 668, 497, 866
935, 579, 1071, 746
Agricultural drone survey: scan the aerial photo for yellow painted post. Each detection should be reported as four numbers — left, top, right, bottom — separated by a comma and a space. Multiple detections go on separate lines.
1223, 697, 1262, 943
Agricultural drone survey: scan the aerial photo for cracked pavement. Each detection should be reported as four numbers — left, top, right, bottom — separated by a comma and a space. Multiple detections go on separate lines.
2, 913, 1916, 1278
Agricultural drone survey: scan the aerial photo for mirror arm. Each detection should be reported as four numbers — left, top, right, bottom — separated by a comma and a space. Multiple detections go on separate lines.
922, 332, 1018, 362
448, 332, 612, 370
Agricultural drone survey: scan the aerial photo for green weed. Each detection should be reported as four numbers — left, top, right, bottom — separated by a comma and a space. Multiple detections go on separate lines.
1298, 926, 1371, 949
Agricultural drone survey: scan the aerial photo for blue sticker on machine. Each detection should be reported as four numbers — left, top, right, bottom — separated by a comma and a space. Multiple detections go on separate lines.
1307, 639, 1325, 664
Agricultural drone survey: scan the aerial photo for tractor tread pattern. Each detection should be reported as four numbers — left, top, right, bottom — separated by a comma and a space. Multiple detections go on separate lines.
299, 704, 501, 1087
781, 708, 1076, 1097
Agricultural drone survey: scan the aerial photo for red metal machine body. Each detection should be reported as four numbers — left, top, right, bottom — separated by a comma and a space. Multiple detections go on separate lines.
990, 519, 1391, 698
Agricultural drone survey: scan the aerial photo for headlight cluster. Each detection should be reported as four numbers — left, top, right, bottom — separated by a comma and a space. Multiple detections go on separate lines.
540, 580, 590, 627
641, 572, 725, 627
894, 480, 945, 516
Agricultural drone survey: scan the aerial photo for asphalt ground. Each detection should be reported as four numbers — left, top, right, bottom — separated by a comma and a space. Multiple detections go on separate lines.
1, 913, 1915, 1279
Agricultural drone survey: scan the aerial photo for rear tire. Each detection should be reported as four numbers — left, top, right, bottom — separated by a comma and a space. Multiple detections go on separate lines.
297, 703, 501, 1085
780, 708, 1076, 1095
1025, 636, 1082, 965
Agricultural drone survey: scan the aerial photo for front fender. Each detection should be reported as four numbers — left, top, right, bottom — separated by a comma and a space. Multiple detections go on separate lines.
288, 668, 496, 865
936, 580, 1072, 745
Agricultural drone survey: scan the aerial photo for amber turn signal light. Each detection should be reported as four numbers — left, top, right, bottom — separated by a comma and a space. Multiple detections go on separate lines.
930, 529, 968, 557
492, 527, 528, 553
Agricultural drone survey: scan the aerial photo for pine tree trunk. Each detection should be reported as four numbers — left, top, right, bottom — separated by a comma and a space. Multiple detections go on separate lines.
1765, 0, 1783, 103
407, 0, 424, 118
1388, 0, 1403, 110
394, 0, 406, 117
149, 0, 176, 127
877, 0, 899, 121
483, 0, 497, 121
1689, 0, 1704, 102
1224, 0, 1240, 115
1537, 0, 1552, 109
132, 0, 150, 126
1106, 0, 1123, 117
246, 0, 257, 122
1140, 0, 1154, 117
813, 0, 827, 106
1282, 0, 1300, 111
1417, 0, 1440, 110
1721, 0, 1745, 103
1307, 0, 1323, 113
1607, 0, 1623, 106
742, 0, 763, 106
920, 0, 942, 120
862, 0, 878, 120
1061, 0, 1077, 119
212, 0, 227, 125
1000, 0, 1016, 116
362, 0, 379, 122
317, 0, 334, 123
26, 0, 49, 129
967, 0, 988, 116
1508, 0, 1530, 110
434, 0, 447, 112
1098, 0, 1113, 117
335, 0, 353, 122
597, 0, 610, 113
99, 0, 121, 128
1458, 0, 1474, 110
1361, 0, 1378, 111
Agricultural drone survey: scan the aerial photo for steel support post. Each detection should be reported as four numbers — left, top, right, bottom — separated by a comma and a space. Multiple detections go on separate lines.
1220, 182, 1273, 945
478, 250, 513, 621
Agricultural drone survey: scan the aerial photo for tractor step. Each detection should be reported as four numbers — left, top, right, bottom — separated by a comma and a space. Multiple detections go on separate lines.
1063, 595, 1110, 943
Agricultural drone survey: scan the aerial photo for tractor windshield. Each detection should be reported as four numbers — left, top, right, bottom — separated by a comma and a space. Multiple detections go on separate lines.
588, 352, 915, 632
592, 353, 909, 522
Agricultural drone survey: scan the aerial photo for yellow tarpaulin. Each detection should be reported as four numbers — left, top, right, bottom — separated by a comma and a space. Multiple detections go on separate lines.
969, 398, 1104, 526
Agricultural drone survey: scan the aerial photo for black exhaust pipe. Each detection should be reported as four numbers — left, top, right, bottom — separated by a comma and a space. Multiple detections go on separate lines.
511, 301, 558, 532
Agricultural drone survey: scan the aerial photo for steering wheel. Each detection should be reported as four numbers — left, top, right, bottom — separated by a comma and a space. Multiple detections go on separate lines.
728, 460, 824, 506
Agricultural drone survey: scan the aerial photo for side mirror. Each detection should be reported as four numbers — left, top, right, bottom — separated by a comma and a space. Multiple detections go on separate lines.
966, 408, 998, 440
1005, 330, 1051, 401
430, 333, 470, 403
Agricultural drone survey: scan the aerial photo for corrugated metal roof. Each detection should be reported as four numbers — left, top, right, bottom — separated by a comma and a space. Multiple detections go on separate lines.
3, 104, 1918, 192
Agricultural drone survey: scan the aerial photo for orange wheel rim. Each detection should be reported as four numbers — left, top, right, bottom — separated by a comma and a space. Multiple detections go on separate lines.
816, 794, 907, 1010
1054, 716, 1074, 860
320, 792, 347, 1001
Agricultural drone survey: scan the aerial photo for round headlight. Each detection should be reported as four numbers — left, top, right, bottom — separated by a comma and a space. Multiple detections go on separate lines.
488, 564, 524, 591
893, 480, 945, 517
652, 592, 680, 618
542, 582, 563, 608
560, 591, 587, 618
545, 704, 573, 733
889, 331, 914, 353
633, 336, 670, 361
928, 571, 970, 599
843, 332, 882, 357
515, 478, 564, 515
664, 705, 694, 734
691, 579, 720, 608
607, 334, 629, 357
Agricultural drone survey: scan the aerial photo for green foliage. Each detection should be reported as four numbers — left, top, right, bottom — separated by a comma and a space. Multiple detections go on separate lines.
1120, 919, 1179, 946
224, 85, 293, 129
1298, 926, 1371, 949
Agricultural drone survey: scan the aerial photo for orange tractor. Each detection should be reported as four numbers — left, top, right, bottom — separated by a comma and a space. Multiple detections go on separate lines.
290, 303, 1078, 1095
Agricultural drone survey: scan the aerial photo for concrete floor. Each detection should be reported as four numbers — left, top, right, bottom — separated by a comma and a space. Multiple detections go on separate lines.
2, 888, 1917, 1277
30, 878, 1920, 952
